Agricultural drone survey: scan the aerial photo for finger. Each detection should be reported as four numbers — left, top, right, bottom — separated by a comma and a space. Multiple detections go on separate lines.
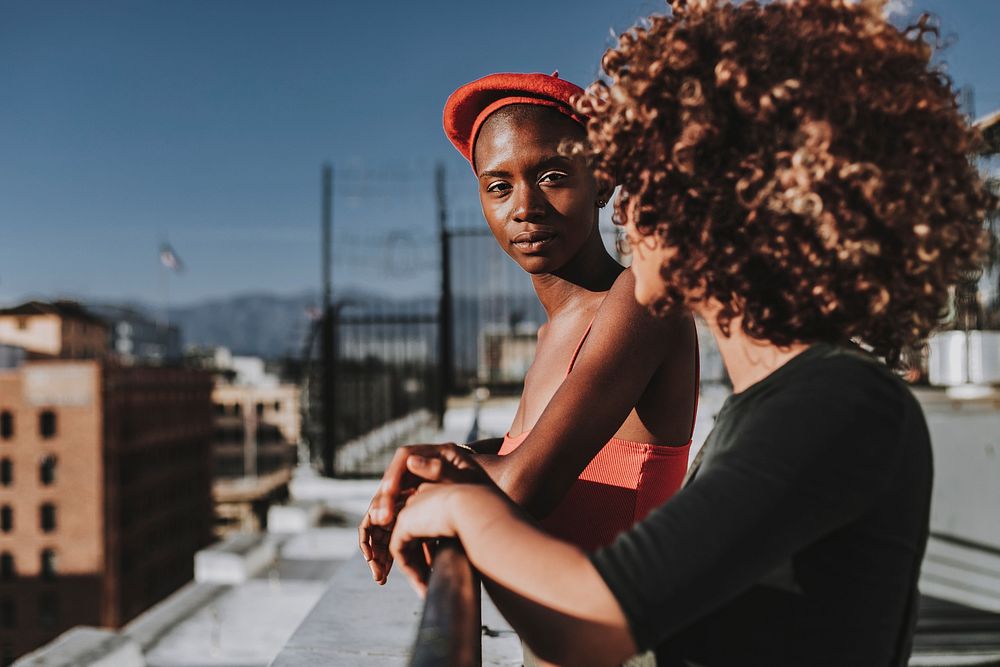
406, 455, 444, 481
388, 523, 424, 594
438, 443, 479, 470
397, 556, 429, 598
377, 553, 394, 585
407, 450, 484, 486
369, 447, 414, 525
404, 541, 431, 588
421, 540, 434, 567
368, 525, 394, 582
358, 515, 373, 561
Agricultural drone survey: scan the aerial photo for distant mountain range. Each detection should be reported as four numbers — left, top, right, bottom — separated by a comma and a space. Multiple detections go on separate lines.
88, 288, 544, 362
167, 291, 322, 358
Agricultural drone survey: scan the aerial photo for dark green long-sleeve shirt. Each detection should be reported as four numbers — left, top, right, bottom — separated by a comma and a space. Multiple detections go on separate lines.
592, 344, 932, 666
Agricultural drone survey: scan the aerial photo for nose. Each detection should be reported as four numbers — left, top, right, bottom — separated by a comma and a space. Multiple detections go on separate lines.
511, 183, 546, 223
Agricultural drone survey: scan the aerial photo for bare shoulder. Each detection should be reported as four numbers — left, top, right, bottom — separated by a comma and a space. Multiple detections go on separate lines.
596, 270, 692, 338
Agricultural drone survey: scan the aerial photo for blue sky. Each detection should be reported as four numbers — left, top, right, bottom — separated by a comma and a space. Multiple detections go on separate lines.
1, 0, 997, 305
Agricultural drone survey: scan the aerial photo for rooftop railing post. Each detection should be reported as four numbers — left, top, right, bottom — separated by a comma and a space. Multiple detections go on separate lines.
320, 163, 336, 477
409, 540, 481, 667
437, 163, 454, 428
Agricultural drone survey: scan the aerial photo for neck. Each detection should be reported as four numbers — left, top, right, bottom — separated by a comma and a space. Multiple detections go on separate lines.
697, 305, 811, 393
531, 230, 622, 319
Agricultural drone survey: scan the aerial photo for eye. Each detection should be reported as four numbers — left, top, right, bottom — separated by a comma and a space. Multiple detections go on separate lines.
486, 180, 511, 195
538, 170, 569, 185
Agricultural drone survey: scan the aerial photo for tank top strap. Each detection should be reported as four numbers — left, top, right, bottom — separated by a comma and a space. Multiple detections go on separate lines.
565, 316, 597, 376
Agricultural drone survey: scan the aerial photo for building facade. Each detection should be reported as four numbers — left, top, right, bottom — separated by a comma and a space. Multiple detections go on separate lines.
0, 302, 108, 361
209, 360, 300, 536
86, 305, 182, 365
0, 359, 213, 663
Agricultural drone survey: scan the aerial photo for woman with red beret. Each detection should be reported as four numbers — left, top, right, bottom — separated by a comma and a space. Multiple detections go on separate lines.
360, 71, 700, 578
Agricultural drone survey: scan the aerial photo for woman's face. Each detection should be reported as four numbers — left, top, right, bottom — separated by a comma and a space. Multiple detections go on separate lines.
474, 108, 600, 275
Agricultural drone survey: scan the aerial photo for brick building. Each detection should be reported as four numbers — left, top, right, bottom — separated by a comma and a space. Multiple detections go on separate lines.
0, 358, 213, 663
209, 356, 300, 536
0, 301, 108, 360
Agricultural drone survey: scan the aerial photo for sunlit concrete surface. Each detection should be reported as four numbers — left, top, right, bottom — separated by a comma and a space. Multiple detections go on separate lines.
15, 628, 144, 667
129, 473, 382, 667
194, 533, 278, 585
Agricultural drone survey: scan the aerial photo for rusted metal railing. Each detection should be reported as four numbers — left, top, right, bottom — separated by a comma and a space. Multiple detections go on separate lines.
409, 540, 482, 667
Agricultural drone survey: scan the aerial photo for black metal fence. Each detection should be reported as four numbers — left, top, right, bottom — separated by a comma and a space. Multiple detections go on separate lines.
304, 162, 623, 476
445, 219, 546, 394
303, 299, 442, 476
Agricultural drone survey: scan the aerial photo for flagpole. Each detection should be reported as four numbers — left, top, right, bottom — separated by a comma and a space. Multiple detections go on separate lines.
158, 242, 183, 328
160, 255, 170, 328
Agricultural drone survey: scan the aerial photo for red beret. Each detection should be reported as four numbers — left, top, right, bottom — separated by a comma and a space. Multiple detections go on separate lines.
443, 71, 587, 165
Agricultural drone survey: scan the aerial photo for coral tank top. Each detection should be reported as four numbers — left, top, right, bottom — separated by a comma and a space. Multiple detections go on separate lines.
498, 320, 696, 551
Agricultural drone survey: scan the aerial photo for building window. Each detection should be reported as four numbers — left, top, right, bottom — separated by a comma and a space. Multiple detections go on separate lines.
255, 402, 265, 417
40, 550, 57, 581
39, 456, 57, 486
38, 592, 57, 629
0, 412, 11, 440
0, 460, 10, 487
40, 504, 56, 533
39, 410, 57, 439
0, 507, 11, 533
15, 317, 28, 331
0, 598, 13, 629
233, 403, 242, 416
273, 401, 281, 411
0, 553, 14, 581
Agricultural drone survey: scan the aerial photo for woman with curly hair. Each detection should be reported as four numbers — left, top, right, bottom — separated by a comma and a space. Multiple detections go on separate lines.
385, 0, 995, 665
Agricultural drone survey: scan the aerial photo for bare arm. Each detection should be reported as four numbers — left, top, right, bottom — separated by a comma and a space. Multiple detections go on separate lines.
488, 272, 696, 517
361, 272, 695, 582
390, 483, 636, 666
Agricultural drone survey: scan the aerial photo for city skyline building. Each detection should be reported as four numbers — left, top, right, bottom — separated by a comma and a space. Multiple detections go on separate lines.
0, 302, 108, 361
0, 356, 213, 663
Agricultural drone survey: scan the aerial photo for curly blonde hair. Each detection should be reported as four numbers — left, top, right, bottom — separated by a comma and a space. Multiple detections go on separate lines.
578, 0, 995, 363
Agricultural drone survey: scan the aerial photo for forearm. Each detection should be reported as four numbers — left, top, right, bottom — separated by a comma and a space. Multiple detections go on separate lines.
471, 451, 575, 517
450, 487, 635, 665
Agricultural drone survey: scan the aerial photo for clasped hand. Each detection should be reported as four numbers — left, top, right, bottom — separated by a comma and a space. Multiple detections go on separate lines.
358, 443, 491, 587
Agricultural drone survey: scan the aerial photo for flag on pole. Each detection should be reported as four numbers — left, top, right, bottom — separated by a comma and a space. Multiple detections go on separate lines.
159, 243, 184, 272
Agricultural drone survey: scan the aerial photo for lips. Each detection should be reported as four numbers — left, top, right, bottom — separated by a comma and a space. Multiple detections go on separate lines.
511, 229, 557, 253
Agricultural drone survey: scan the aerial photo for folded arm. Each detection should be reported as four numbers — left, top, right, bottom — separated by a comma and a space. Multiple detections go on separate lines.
390, 483, 637, 666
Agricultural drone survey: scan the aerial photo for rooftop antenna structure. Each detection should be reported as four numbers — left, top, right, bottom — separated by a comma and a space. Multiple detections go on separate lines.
320, 164, 336, 476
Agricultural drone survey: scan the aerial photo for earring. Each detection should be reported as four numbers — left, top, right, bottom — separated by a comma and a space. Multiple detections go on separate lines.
597, 199, 607, 208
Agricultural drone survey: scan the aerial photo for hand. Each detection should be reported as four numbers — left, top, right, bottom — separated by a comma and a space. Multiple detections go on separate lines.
387, 483, 462, 596
358, 443, 489, 584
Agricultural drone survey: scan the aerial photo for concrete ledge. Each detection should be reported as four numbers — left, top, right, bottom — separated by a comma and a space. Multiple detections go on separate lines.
195, 532, 277, 584
14, 627, 144, 667
122, 580, 228, 651
269, 552, 520, 666
270, 553, 421, 666
921, 535, 1000, 613
268, 500, 324, 534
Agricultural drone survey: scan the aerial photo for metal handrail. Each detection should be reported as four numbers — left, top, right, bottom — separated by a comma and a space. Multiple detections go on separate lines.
409, 540, 482, 667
